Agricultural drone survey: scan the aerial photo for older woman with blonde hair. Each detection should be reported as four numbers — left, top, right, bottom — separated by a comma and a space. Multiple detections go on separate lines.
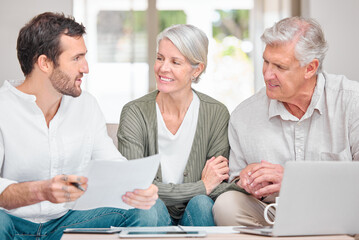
118, 24, 239, 226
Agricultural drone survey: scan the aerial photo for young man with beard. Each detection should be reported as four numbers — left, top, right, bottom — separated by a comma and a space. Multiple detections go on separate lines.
0, 12, 159, 240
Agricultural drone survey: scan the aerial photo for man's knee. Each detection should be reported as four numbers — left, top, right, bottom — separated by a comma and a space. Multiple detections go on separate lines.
130, 209, 156, 226
126, 200, 168, 227
0, 211, 15, 239
213, 190, 265, 226
213, 191, 242, 225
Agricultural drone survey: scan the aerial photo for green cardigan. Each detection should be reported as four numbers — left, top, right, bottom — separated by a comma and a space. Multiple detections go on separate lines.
117, 90, 240, 219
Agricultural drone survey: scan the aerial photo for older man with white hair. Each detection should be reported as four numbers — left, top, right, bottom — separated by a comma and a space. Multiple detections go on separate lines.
213, 16, 359, 227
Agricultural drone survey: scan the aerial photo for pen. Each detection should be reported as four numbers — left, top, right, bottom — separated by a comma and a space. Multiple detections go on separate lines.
71, 182, 85, 191
178, 225, 186, 232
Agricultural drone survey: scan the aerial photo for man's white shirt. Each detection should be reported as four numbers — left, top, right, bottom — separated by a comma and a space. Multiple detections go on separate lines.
228, 72, 359, 181
0, 81, 126, 223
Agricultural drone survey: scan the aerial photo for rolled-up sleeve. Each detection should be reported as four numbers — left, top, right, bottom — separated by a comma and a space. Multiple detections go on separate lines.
349, 96, 359, 161
0, 129, 17, 195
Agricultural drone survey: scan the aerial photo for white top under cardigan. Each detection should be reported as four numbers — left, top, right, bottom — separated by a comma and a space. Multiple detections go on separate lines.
156, 92, 200, 184
0, 81, 125, 223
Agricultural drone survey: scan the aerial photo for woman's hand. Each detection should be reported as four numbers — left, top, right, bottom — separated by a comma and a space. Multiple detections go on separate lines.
201, 156, 229, 195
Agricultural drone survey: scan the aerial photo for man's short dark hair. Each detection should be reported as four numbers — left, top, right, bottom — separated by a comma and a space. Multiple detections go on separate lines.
17, 12, 86, 76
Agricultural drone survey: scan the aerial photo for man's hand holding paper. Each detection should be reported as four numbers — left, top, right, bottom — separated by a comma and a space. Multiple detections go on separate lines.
69, 155, 160, 210
122, 184, 158, 210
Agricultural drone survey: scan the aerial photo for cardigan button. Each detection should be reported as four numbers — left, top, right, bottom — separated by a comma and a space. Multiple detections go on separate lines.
183, 171, 188, 177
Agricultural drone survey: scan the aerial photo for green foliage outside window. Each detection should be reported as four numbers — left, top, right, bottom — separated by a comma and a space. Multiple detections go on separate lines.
212, 9, 249, 41
159, 11, 187, 32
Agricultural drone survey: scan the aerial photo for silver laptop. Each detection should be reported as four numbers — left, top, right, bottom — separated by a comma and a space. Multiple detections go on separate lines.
238, 161, 359, 236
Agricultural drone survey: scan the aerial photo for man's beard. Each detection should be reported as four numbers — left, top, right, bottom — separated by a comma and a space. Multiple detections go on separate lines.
50, 68, 82, 97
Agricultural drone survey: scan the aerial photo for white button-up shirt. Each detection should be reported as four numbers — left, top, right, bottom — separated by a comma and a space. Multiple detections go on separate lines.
0, 81, 126, 223
228, 72, 359, 181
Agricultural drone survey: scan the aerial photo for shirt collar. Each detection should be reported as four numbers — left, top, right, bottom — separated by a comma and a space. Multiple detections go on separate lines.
4, 80, 37, 102
268, 73, 326, 121
305, 72, 325, 117
268, 98, 296, 121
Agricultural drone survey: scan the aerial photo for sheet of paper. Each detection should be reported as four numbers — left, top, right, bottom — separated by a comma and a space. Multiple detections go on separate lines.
70, 154, 160, 210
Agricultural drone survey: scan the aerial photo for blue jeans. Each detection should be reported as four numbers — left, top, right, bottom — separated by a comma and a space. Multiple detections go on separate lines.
154, 195, 215, 226
0, 206, 164, 240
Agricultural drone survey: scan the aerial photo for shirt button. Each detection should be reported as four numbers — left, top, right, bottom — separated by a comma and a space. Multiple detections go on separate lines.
183, 172, 188, 177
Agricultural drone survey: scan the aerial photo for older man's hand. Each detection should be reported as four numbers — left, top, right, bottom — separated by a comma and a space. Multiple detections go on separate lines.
236, 162, 261, 195
122, 184, 158, 209
237, 160, 283, 199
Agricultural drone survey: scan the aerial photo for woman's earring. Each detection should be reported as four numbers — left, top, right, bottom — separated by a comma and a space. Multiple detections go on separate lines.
191, 76, 196, 82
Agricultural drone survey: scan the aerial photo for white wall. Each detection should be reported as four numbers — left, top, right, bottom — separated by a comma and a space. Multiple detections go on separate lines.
0, 0, 73, 86
301, 0, 359, 81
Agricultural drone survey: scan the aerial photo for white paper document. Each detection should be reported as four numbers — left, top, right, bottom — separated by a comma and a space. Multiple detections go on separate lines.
70, 154, 160, 210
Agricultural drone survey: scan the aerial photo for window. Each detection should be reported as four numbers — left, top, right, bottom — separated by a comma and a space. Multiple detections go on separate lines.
97, 10, 147, 63
198, 8, 254, 112
159, 10, 186, 30
74, 0, 262, 122
74, 0, 149, 123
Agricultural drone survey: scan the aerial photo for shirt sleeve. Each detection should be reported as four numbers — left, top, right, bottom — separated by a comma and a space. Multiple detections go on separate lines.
0, 129, 17, 195
91, 98, 126, 162
117, 104, 147, 160
350, 96, 359, 161
228, 112, 248, 182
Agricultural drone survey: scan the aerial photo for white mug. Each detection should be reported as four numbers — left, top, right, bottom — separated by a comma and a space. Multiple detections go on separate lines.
264, 197, 279, 225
